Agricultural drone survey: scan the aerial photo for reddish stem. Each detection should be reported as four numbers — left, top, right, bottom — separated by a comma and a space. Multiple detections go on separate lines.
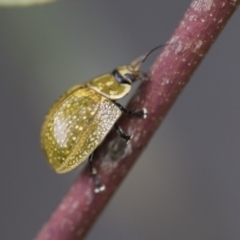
35, 0, 240, 239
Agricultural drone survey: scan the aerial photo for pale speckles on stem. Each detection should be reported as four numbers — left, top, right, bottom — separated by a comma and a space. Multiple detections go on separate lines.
84, 188, 94, 206
164, 97, 170, 103
132, 132, 141, 143
150, 66, 156, 79
191, 0, 214, 12
193, 39, 203, 52
160, 77, 171, 86
160, 46, 171, 58
170, 37, 194, 56
172, 38, 204, 58
127, 125, 141, 143
169, 36, 183, 54
60, 218, 74, 231
174, 40, 185, 54
59, 203, 67, 211
68, 201, 80, 214
174, 71, 181, 76
188, 14, 197, 22
150, 60, 159, 77
177, 81, 186, 87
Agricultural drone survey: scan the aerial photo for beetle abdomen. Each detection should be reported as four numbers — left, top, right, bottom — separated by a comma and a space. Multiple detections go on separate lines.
41, 87, 121, 173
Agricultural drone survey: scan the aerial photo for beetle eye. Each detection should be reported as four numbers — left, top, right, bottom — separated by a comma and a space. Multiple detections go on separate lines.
112, 70, 131, 85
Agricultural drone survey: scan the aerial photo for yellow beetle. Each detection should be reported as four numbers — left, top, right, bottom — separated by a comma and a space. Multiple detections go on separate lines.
41, 45, 163, 193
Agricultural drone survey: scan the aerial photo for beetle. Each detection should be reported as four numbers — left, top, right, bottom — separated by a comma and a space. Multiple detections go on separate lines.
40, 45, 164, 193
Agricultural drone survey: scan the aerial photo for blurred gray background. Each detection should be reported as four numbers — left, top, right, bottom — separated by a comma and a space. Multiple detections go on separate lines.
0, 0, 240, 239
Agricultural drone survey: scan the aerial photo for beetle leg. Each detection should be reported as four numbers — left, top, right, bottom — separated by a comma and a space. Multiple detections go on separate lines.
114, 124, 133, 144
88, 152, 105, 193
115, 102, 148, 119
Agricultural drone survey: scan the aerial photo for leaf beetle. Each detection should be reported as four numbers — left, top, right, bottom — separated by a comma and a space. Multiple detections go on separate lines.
40, 45, 164, 193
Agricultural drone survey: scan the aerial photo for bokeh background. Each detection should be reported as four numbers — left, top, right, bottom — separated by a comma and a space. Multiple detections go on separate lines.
0, 0, 240, 239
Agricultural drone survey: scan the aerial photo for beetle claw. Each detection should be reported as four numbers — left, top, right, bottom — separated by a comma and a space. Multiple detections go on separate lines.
141, 108, 148, 119
93, 173, 105, 193
134, 107, 148, 119
94, 184, 106, 193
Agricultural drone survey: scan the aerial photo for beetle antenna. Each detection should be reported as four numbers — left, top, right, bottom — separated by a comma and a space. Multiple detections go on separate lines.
129, 43, 169, 73
141, 44, 167, 63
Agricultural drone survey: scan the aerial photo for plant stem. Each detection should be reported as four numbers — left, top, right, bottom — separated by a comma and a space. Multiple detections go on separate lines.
35, 0, 240, 239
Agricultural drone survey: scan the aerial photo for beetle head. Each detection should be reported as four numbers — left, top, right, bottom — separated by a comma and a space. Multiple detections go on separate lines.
115, 44, 166, 85
88, 44, 167, 101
